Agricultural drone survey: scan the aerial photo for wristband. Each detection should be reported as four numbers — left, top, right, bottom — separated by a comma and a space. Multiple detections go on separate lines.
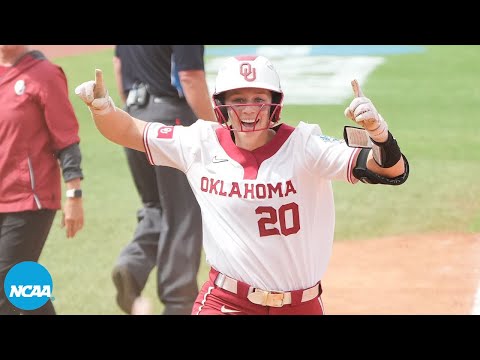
66, 189, 82, 198
371, 131, 402, 168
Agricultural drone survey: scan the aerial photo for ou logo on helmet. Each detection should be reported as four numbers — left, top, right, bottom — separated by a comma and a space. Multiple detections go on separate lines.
4, 261, 54, 311
240, 63, 256, 82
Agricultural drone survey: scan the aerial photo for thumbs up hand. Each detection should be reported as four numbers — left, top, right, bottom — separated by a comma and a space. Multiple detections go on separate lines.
344, 79, 388, 143
75, 69, 116, 116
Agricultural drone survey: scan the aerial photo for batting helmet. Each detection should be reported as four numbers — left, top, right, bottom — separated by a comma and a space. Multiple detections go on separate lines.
212, 55, 284, 130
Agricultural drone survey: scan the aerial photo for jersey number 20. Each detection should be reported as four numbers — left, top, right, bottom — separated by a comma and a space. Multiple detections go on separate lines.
256, 202, 300, 237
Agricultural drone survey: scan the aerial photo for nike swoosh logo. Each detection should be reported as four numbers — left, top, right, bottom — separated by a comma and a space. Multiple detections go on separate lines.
212, 156, 229, 163
220, 305, 241, 313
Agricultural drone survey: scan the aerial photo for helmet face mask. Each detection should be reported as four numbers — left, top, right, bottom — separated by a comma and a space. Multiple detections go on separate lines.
213, 55, 284, 132
214, 102, 282, 132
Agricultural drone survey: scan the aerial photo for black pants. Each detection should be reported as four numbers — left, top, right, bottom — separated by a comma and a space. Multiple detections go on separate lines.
0, 209, 57, 315
116, 96, 203, 315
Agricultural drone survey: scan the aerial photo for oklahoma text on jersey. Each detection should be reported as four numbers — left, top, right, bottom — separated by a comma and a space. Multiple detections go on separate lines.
200, 177, 296, 199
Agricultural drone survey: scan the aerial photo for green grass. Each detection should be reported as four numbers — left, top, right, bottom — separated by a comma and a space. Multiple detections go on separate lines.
40, 46, 480, 314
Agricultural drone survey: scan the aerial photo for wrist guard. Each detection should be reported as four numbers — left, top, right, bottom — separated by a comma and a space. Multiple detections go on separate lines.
370, 131, 402, 168
343, 126, 402, 168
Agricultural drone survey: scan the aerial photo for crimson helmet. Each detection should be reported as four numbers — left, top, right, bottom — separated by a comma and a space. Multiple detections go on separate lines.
212, 55, 284, 131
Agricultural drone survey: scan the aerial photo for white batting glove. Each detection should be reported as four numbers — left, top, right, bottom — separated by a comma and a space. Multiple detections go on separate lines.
344, 79, 388, 143
74, 69, 116, 116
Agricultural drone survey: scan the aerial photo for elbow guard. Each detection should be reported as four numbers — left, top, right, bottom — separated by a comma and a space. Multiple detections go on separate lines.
353, 148, 409, 185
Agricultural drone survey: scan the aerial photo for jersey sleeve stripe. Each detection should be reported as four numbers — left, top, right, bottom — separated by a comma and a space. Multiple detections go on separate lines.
347, 148, 361, 184
143, 122, 155, 165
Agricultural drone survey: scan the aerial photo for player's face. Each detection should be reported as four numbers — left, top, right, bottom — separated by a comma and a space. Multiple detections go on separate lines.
223, 88, 273, 132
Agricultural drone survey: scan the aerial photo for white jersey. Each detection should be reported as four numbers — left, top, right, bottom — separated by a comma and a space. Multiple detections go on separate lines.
144, 120, 360, 292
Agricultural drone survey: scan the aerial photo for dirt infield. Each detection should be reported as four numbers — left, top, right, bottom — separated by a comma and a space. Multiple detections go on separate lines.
323, 232, 480, 314
40, 45, 480, 315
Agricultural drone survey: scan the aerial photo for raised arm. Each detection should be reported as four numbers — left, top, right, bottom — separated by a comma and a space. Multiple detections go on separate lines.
75, 69, 147, 152
344, 79, 407, 182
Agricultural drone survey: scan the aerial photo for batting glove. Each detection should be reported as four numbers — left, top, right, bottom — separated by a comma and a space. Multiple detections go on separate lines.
75, 69, 116, 116
344, 79, 388, 143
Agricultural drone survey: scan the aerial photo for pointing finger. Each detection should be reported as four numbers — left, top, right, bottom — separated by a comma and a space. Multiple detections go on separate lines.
351, 79, 364, 98
94, 69, 106, 98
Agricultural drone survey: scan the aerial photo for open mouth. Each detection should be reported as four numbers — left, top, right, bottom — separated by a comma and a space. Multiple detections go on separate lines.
240, 118, 259, 130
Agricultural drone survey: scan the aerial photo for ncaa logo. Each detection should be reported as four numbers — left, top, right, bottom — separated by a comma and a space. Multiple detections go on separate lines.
4, 261, 53, 311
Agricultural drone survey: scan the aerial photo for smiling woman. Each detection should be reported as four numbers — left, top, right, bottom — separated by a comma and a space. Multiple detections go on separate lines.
73, 54, 409, 315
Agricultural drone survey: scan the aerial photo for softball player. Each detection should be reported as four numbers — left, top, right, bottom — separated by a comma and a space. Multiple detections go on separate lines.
75, 55, 409, 315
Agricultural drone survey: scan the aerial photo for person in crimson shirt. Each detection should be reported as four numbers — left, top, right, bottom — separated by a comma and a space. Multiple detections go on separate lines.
0, 45, 85, 315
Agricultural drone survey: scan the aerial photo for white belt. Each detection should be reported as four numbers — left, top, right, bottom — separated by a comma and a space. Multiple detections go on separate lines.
214, 272, 320, 308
